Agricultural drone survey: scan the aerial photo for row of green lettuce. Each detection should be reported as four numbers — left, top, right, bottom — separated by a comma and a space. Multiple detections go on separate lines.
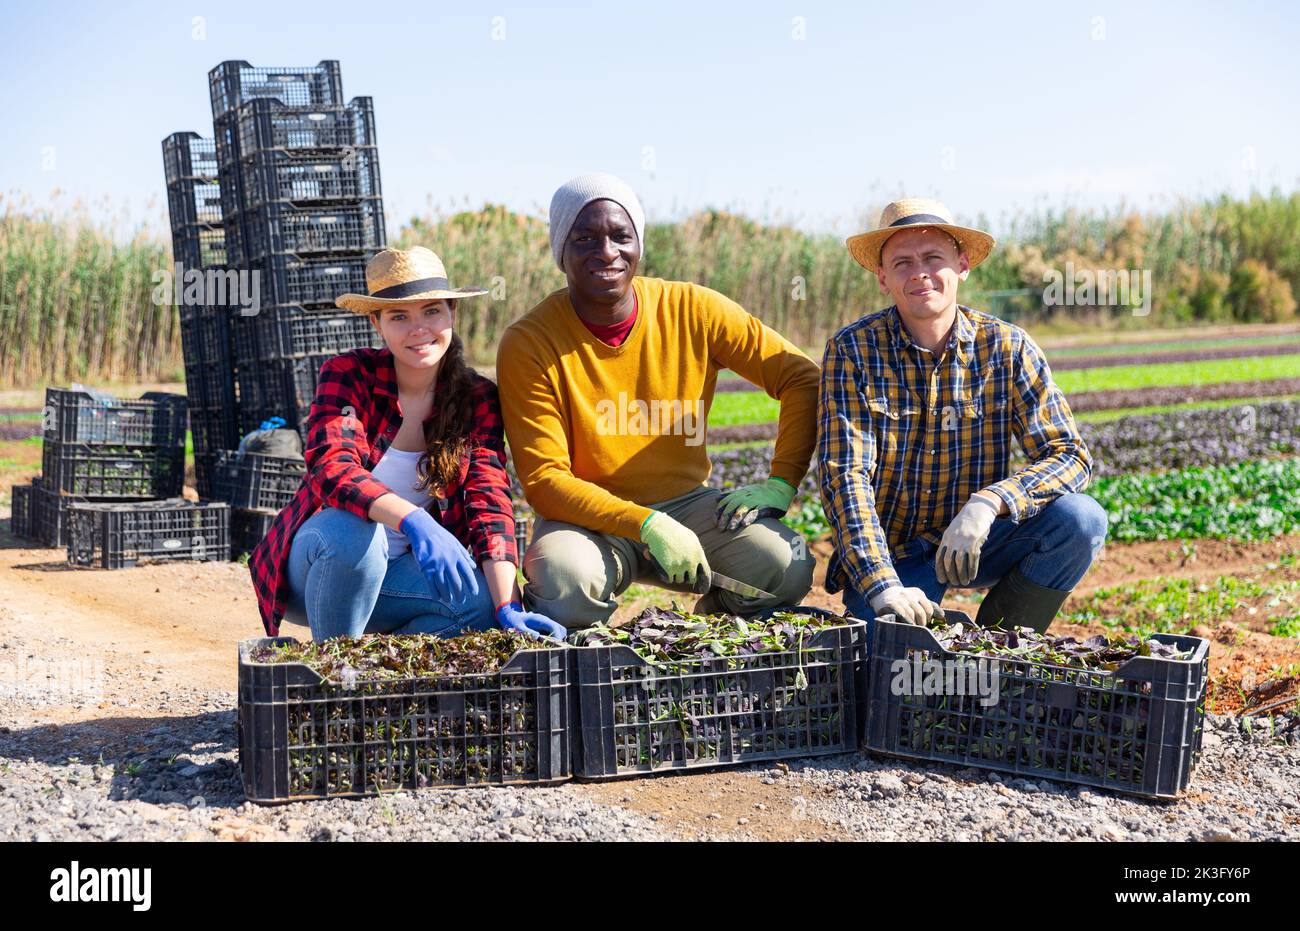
780, 457, 1300, 545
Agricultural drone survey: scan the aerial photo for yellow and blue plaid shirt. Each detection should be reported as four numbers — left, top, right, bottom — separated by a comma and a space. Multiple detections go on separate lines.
817, 304, 1092, 600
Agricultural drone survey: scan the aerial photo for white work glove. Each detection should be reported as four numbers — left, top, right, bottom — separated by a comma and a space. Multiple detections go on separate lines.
935, 493, 1001, 587
869, 586, 944, 626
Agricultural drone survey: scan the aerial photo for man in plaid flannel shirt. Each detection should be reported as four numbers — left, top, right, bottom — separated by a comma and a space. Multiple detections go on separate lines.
819, 198, 1108, 634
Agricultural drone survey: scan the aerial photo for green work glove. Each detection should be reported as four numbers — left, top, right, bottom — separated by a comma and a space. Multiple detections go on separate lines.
640, 511, 711, 586
714, 477, 797, 531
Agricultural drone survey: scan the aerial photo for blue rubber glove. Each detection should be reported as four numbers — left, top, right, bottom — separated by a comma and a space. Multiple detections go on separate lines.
496, 602, 567, 641
399, 507, 480, 602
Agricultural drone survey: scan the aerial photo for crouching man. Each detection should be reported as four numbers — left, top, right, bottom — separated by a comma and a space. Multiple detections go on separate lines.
497, 173, 820, 627
819, 198, 1107, 634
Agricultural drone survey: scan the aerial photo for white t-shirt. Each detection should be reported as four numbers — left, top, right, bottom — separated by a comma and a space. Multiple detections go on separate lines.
370, 446, 436, 555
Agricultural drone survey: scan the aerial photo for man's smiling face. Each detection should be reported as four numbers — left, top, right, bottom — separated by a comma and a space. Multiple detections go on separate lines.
875, 226, 971, 324
562, 199, 641, 308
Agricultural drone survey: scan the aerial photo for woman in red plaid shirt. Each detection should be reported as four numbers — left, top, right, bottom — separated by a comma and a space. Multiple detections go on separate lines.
247, 247, 566, 643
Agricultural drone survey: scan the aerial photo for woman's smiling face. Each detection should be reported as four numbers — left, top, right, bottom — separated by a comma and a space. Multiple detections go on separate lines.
372, 299, 457, 370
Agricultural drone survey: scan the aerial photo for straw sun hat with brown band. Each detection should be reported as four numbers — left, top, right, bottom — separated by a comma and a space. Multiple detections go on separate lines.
335, 246, 488, 313
846, 198, 996, 273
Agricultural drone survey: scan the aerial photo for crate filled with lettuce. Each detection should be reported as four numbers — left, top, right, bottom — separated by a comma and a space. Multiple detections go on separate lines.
863, 611, 1208, 799
238, 630, 573, 803
569, 605, 865, 779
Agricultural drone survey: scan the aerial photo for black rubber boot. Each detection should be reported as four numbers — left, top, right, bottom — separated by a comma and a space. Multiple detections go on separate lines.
975, 568, 1072, 633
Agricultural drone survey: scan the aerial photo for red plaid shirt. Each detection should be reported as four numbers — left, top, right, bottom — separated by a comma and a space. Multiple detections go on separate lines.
248, 347, 517, 636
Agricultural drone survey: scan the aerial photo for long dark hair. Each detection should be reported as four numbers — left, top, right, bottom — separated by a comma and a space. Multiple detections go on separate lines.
416, 330, 477, 496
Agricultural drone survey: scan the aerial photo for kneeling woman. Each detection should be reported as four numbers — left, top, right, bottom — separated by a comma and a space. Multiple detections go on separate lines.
248, 247, 565, 643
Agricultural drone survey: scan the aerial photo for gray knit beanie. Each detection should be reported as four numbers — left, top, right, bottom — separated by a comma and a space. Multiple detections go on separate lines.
548, 172, 646, 270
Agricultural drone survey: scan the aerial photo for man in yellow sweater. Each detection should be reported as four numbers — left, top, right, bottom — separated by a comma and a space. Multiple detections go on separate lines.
497, 172, 820, 627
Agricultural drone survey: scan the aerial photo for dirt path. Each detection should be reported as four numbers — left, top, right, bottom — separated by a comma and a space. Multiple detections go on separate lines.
1, 539, 283, 696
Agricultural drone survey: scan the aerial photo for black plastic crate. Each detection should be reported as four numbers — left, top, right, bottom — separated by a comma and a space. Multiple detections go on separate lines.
17, 479, 98, 547
193, 451, 215, 501
188, 390, 242, 501
179, 303, 224, 369
67, 499, 231, 569
213, 100, 377, 203
170, 221, 228, 272
184, 361, 238, 417
166, 177, 224, 229
572, 608, 865, 780
31, 482, 84, 547
238, 637, 574, 802
162, 132, 219, 184
212, 451, 305, 510
226, 199, 385, 262
43, 388, 187, 448
236, 353, 335, 434
209, 60, 345, 118
10, 483, 33, 538
224, 148, 382, 219
234, 305, 380, 366
862, 614, 1209, 799
188, 400, 241, 458
231, 97, 376, 158
237, 252, 369, 308
232, 507, 278, 556
41, 441, 185, 498
189, 399, 241, 453
166, 173, 226, 272
179, 305, 239, 450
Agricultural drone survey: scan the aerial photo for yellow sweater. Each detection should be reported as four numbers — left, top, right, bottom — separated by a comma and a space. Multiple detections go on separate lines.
496, 276, 820, 539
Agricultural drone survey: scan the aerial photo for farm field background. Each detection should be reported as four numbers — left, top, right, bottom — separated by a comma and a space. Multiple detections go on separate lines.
2, 319, 1297, 720
1, 197, 1298, 843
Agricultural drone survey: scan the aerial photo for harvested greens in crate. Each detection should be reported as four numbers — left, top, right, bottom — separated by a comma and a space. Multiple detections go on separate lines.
238, 630, 573, 802
863, 612, 1208, 799
568, 605, 865, 779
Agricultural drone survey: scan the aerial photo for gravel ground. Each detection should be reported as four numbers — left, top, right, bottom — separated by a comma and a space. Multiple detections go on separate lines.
0, 696, 666, 843
746, 713, 1300, 842
3, 709, 1295, 842
2, 625, 1297, 842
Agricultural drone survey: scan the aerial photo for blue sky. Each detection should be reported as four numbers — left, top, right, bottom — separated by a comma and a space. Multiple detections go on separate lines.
1, 0, 1296, 239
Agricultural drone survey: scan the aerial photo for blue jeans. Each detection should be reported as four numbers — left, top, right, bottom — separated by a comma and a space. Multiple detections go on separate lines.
842, 492, 1108, 635
284, 507, 496, 641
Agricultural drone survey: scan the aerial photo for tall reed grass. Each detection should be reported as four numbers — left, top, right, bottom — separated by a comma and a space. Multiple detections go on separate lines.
3, 189, 1297, 387
0, 193, 179, 389
400, 189, 1300, 359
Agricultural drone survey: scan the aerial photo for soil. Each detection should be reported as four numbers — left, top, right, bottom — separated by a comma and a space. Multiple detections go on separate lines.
1048, 341, 1300, 372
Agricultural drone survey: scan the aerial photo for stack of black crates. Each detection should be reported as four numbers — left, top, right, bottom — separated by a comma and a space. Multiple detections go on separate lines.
162, 132, 239, 500
10, 388, 231, 568
211, 60, 384, 436
163, 60, 387, 557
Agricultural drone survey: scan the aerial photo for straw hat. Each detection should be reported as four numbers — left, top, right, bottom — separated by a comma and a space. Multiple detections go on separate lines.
846, 198, 995, 273
336, 247, 488, 313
